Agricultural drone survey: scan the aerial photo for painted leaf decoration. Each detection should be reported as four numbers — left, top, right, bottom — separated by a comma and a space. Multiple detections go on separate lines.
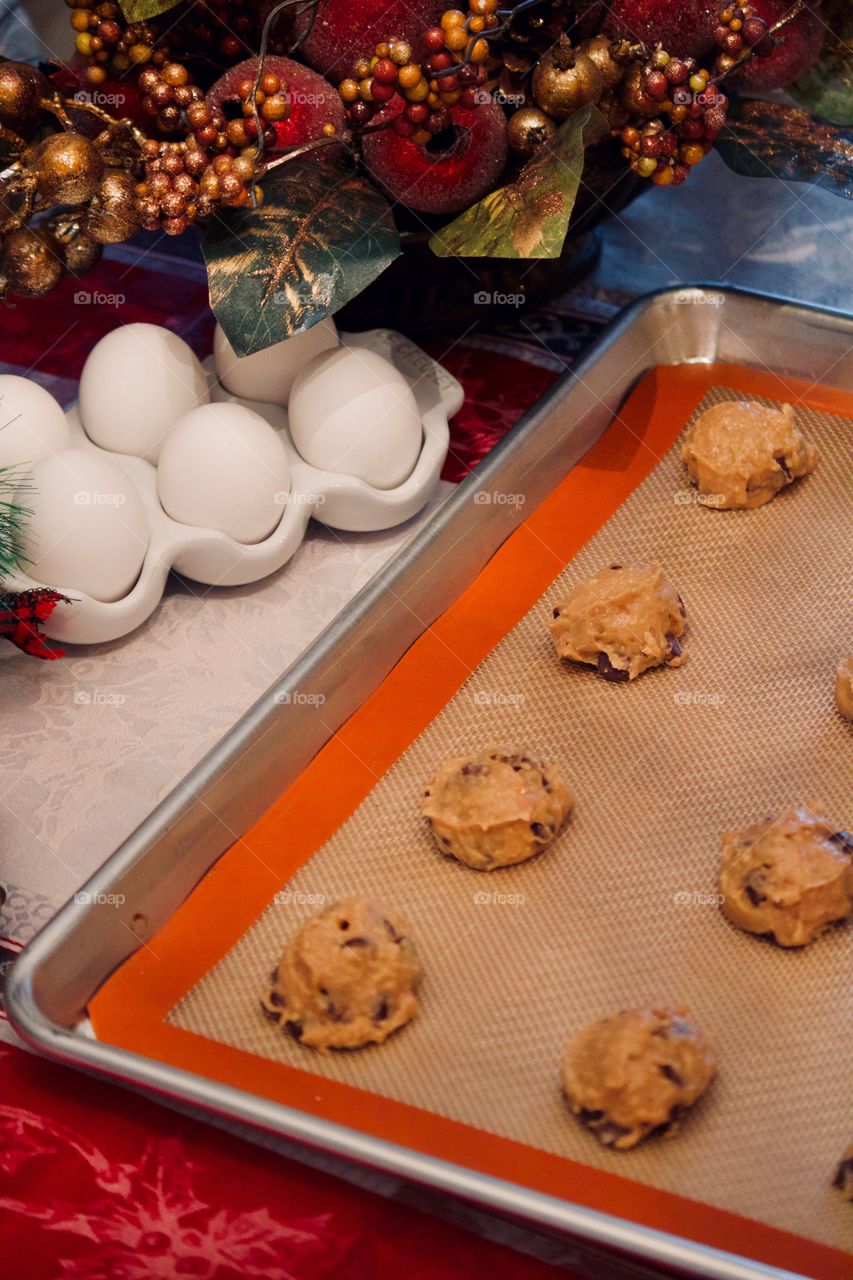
430, 106, 597, 260
791, 0, 853, 126
716, 98, 853, 199
203, 147, 400, 357
119, 0, 181, 20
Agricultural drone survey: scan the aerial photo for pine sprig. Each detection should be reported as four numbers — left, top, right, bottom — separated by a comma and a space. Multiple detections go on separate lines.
0, 465, 31, 584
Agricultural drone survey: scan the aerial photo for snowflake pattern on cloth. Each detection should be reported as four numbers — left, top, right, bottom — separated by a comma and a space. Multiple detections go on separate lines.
0, 1046, 566, 1280
0, 1106, 340, 1279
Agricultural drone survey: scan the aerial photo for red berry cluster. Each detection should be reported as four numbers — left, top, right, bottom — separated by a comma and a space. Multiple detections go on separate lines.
134, 71, 283, 233
160, 0, 260, 64
136, 139, 205, 235
140, 59, 285, 146
187, 90, 274, 157
138, 61, 204, 134
712, 4, 774, 76
67, 0, 285, 88
620, 50, 727, 186
338, 6, 495, 143
66, 0, 157, 87
136, 137, 263, 235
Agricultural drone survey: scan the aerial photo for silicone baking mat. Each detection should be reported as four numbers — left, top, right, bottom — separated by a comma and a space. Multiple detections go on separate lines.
90, 363, 853, 1279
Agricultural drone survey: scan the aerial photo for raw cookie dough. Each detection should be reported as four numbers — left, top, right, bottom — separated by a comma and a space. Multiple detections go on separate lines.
562, 1006, 716, 1151
422, 748, 572, 870
261, 896, 421, 1050
719, 808, 853, 947
833, 1145, 853, 1200
548, 563, 686, 682
836, 655, 853, 721
681, 399, 819, 509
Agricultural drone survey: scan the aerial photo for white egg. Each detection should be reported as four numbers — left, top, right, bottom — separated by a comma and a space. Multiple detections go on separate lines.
21, 449, 149, 603
79, 323, 209, 464
214, 317, 338, 406
0, 375, 70, 472
157, 401, 291, 545
288, 347, 422, 491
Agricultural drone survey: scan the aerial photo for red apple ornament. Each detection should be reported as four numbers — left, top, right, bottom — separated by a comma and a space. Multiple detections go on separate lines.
294, 0, 446, 79
362, 97, 508, 217
207, 56, 344, 152
604, 0, 721, 59
730, 0, 824, 92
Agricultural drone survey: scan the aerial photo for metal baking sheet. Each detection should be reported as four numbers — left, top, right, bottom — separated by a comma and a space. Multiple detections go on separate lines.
9, 286, 853, 1280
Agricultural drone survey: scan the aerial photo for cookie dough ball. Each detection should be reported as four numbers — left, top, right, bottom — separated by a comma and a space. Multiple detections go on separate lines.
681, 400, 819, 510
562, 1006, 716, 1151
261, 896, 421, 1050
833, 1145, 853, 1200
422, 748, 572, 871
836, 656, 853, 721
548, 563, 686, 682
719, 808, 853, 948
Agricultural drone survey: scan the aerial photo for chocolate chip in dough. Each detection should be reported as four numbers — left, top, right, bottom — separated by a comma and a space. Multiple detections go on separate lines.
461, 762, 490, 778
660, 1064, 684, 1086
383, 917, 403, 944
829, 830, 853, 855
597, 652, 630, 683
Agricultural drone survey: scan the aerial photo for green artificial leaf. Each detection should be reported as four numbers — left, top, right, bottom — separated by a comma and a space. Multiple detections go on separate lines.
791, 0, 853, 126
430, 105, 601, 260
203, 146, 400, 357
119, 0, 182, 20
716, 98, 853, 198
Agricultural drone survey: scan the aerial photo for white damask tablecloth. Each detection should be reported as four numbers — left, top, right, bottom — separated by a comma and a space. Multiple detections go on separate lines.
0, 484, 453, 946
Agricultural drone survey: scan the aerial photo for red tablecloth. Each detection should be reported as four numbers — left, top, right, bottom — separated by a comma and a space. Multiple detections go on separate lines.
0, 1045, 576, 1279
2, 242, 616, 1278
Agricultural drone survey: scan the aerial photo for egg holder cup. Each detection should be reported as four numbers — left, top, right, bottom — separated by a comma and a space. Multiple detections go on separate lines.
8, 329, 463, 646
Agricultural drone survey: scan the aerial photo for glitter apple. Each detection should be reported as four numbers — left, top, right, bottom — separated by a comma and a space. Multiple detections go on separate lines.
362, 98, 508, 217
206, 56, 344, 152
604, 0, 721, 60
293, 0, 446, 79
730, 0, 825, 92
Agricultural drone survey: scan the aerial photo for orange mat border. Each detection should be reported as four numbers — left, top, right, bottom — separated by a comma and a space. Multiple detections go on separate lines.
91, 363, 853, 1280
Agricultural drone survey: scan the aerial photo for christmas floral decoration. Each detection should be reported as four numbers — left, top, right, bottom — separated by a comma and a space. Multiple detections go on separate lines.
0, 2, 849, 350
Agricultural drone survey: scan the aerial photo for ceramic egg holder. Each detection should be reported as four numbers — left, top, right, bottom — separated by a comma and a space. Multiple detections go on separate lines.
9, 329, 463, 645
